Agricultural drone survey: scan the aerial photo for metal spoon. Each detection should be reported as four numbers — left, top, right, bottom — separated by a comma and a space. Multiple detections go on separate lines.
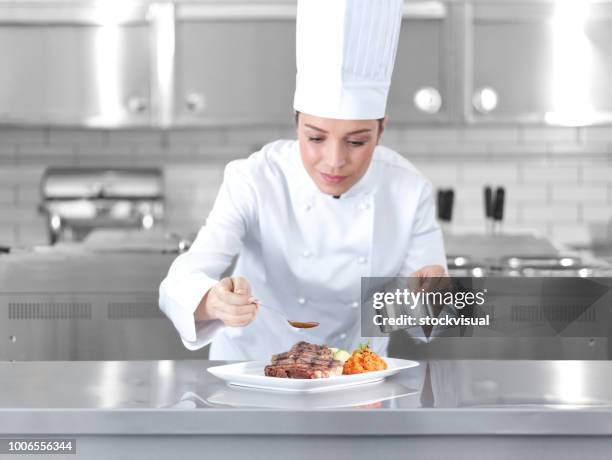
253, 300, 319, 329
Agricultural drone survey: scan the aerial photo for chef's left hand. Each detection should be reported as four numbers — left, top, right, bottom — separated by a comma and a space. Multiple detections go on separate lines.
409, 265, 449, 335
410, 264, 448, 292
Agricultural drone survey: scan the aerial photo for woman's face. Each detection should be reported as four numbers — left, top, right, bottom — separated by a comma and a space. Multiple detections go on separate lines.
297, 112, 384, 196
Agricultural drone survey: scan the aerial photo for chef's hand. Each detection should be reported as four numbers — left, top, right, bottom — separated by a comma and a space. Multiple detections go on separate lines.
410, 264, 449, 292
194, 276, 258, 327
408, 265, 450, 323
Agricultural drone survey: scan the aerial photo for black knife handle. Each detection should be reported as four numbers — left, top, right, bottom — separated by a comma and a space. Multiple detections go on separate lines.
446, 189, 454, 222
437, 189, 445, 221
494, 187, 505, 221
437, 189, 454, 222
484, 186, 493, 219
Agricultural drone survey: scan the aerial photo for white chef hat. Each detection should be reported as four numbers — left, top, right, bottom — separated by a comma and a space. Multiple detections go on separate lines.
293, 0, 403, 120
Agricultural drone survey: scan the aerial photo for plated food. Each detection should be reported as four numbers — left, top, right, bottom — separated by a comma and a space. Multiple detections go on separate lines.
208, 355, 418, 393
264, 341, 388, 380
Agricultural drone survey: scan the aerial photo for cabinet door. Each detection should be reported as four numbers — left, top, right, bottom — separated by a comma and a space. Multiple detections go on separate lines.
469, 2, 555, 123
175, 17, 296, 125
0, 22, 150, 127
468, 1, 612, 125
586, 4, 612, 119
387, 12, 450, 123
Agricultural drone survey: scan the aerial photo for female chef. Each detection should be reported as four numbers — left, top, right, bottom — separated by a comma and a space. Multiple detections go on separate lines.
159, 0, 447, 360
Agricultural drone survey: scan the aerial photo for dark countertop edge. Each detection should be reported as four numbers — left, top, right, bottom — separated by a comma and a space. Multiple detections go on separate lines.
3, 409, 612, 436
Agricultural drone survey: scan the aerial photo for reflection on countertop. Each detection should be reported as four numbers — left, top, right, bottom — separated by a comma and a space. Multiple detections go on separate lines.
3, 359, 612, 436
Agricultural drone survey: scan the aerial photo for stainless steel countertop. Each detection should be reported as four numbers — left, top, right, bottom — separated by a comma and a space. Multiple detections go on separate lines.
3, 360, 612, 436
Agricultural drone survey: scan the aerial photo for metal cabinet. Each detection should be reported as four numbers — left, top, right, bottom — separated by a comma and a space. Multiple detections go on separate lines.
3, 0, 612, 128
174, 4, 296, 125
174, 1, 452, 126
585, 4, 612, 119
0, 7, 151, 127
466, 1, 612, 125
388, 3, 452, 124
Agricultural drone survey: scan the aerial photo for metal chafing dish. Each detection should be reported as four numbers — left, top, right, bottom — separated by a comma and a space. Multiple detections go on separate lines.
446, 255, 489, 277
519, 266, 595, 277
39, 167, 165, 244
502, 255, 582, 269
497, 255, 594, 277
447, 254, 601, 278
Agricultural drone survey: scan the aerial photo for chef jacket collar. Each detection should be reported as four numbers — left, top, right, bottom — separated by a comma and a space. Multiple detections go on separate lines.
291, 140, 379, 201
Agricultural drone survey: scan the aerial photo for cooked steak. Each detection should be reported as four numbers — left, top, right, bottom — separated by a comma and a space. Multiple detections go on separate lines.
265, 341, 343, 379
273, 356, 337, 366
271, 341, 333, 362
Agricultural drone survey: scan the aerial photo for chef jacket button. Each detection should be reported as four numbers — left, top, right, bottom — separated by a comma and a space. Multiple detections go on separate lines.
305, 204, 312, 212
358, 256, 367, 264
302, 250, 311, 258
340, 333, 347, 340
351, 301, 359, 309
297, 297, 306, 305
360, 202, 370, 211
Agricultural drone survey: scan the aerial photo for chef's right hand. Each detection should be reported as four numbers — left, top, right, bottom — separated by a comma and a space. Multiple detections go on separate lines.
195, 276, 258, 327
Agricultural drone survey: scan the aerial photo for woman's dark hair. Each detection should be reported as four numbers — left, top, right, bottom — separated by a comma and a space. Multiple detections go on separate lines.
294, 111, 384, 133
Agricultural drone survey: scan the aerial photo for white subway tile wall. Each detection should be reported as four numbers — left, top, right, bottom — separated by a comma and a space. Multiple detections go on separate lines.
0, 125, 611, 247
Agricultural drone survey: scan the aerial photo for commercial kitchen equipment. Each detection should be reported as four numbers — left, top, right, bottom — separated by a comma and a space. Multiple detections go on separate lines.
39, 167, 164, 244
0, 247, 205, 361
392, 232, 612, 360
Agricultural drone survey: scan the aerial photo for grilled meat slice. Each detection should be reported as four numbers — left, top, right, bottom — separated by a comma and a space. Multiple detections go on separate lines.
271, 341, 333, 363
273, 356, 338, 366
266, 341, 343, 379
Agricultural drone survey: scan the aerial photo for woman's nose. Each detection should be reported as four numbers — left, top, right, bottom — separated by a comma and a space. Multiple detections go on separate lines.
324, 143, 347, 169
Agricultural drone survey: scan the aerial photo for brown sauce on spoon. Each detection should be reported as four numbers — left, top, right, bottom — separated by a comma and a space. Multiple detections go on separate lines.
287, 320, 320, 329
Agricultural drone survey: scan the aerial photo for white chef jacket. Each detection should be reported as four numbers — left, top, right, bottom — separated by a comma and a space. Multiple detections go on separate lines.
159, 139, 446, 360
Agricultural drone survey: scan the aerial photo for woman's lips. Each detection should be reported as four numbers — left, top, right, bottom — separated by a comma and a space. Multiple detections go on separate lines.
320, 172, 348, 185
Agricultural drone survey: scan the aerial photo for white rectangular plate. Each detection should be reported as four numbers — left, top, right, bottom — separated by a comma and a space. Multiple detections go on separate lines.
207, 358, 419, 394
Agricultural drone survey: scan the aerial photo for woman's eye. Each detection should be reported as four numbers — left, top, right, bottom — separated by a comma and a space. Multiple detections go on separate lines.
347, 140, 366, 147
308, 137, 324, 143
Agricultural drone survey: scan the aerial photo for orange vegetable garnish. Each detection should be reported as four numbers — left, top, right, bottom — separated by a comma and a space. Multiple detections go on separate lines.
342, 345, 388, 375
